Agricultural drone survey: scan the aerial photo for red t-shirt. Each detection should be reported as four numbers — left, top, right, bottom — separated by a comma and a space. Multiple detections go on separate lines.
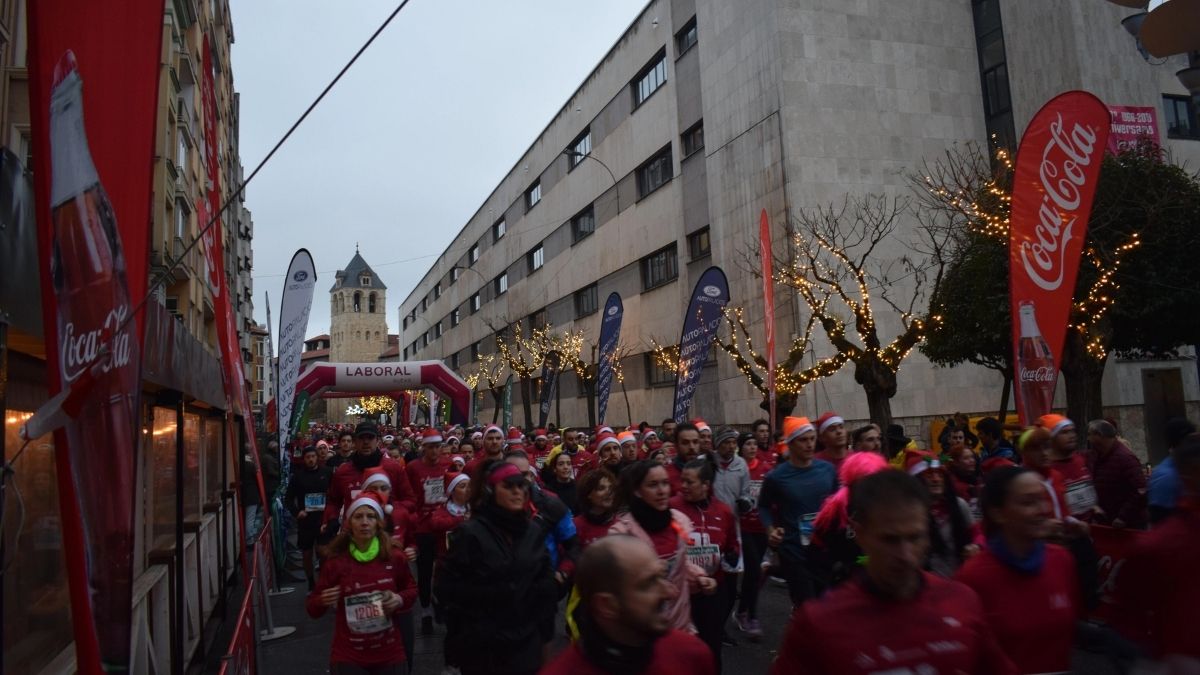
428, 502, 468, 560
405, 456, 452, 532
815, 448, 848, 473
1049, 452, 1099, 518
305, 547, 417, 667
669, 496, 740, 582
741, 457, 773, 534
770, 573, 1017, 675
541, 629, 715, 675
955, 544, 1080, 674
1119, 503, 1200, 659
573, 513, 616, 550
323, 456, 416, 527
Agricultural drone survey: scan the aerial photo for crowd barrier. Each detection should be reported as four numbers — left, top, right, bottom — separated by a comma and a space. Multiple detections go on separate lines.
217, 517, 296, 674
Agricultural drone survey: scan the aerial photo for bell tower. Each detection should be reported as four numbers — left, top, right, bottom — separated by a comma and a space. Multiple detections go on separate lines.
328, 247, 389, 421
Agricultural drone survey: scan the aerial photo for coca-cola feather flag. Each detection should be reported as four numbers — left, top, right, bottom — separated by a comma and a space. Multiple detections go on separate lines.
1009, 91, 1110, 424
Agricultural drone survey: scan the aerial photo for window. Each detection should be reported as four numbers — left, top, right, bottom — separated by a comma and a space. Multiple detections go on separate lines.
433, 282, 441, 300
529, 308, 547, 331
637, 147, 674, 198
688, 227, 711, 259
682, 121, 704, 157
354, 291, 362, 312
451, 308, 461, 327
632, 50, 667, 107
646, 353, 675, 387
174, 199, 189, 239
675, 18, 698, 55
177, 132, 188, 171
403, 316, 409, 329
421, 297, 427, 312
1164, 95, 1200, 140
360, 275, 371, 286
368, 292, 377, 313
971, 0, 1016, 154
641, 244, 679, 290
421, 333, 429, 348
451, 267, 461, 284
568, 128, 591, 169
494, 272, 508, 296
434, 321, 443, 338
574, 283, 598, 318
525, 181, 542, 211
493, 218, 506, 242
570, 205, 595, 243
403, 347, 409, 359
528, 243, 545, 273
469, 244, 480, 265
471, 293, 481, 313
451, 353, 459, 370
471, 341, 480, 362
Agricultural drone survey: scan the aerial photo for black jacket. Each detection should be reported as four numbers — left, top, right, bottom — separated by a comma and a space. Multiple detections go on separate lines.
285, 464, 333, 529
436, 505, 557, 674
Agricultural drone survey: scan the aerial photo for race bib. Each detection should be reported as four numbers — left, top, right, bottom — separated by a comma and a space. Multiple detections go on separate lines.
800, 512, 817, 546
424, 477, 446, 505
748, 479, 763, 505
1065, 480, 1099, 515
535, 455, 547, 470
686, 544, 721, 575
304, 493, 326, 512
344, 591, 391, 635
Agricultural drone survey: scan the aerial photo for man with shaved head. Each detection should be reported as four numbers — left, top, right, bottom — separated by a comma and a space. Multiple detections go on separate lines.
541, 535, 714, 675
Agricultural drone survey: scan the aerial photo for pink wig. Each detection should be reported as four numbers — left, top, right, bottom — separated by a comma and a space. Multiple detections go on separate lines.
812, 452, 891, 543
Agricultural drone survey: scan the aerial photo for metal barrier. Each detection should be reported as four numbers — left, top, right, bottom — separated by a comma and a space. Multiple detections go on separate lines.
216, 517, 296, 673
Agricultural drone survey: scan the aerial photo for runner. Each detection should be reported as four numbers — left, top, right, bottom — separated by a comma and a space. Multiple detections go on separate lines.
849, 424, 882, 455
813, 412, 848, 470
306, 490, 417, 675
543, 451, 580, 514
905, 450, 978, 577
733, 433, 771, 641
1039, 414, 1101, 521
404, 427, 452, 635
810, 451, 890, 587
956, 466, 1080, 674
322, 422, 416, 537
285, 445, 333, 589
596, 432, 624, 475
666, 422, 703, 494
770, 471, 1016, 674
541, 536, 716, 675
1085, 419, 1148, 529
428, 471, 469, 626
463, 424, 505, 476
711, 426, 751, 515
573, 468, 618, 549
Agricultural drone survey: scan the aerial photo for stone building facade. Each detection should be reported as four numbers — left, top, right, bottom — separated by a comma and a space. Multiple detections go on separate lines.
327, 250, 389, 421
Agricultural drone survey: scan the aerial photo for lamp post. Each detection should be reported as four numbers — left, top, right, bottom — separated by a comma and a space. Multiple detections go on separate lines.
562, 149, 620, 211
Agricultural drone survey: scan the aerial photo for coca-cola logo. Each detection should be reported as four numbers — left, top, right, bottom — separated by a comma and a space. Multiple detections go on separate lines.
1019, 113, 1099, 292
61, 304, 133, 382
1020, 366, 1055, 383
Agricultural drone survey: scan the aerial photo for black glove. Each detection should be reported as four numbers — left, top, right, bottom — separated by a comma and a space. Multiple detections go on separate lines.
735, 498, 753, 515
722, 550, 740, 569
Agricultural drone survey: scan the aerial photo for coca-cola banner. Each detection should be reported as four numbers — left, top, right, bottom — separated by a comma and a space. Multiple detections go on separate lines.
759, 210, 777, 433
26, 2, 164, 671
596, 292, 624, 425
672, 266, 730, 422
276, 249, 316, 450
1009, 91, 1110, 424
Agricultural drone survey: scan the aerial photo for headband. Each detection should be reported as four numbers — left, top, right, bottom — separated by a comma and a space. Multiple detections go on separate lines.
487, 463, 524, 486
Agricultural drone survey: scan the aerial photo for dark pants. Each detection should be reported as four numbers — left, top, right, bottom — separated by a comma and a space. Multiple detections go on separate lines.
395, 611, 414, 674
330, 661, 405, 674
738, 531, 768, 619
415, 533, 436, 608
779, 551, 822, 606
692, 576, 736, 673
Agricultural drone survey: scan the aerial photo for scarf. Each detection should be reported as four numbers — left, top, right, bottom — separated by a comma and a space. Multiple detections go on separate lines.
577, 612, 658, 673
630, 497, 673, 533
987, 534, 1045, 575
479, 500, 530, 538
584, 510, 614, 527
447, 501, 469, 517
351, 449, 384, 471
350, 537, 380, 563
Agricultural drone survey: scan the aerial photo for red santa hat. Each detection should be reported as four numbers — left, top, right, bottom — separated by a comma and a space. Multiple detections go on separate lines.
692, 419, 711, 433
444, 472, 470, 495
643, 429, 658, 440
815, 411, 845, 434
534, 428, 548, 441
595, 433, 620, 451
506, 429, 525, 446
346, 489, 389, 521
483, 424, 504, 437
904, 449, 942, 477
421, 428, 444, 445
616, 431, 636, 446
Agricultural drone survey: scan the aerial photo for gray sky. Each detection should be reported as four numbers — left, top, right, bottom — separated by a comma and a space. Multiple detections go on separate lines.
232, 0, 648, 344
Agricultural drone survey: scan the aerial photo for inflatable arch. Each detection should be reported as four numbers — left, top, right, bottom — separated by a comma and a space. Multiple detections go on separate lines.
295, 361, 472, 425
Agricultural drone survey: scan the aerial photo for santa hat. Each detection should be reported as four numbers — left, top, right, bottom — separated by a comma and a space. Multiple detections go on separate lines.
616, 431, 636, 446
534, 428, 548, 441
597, 425, 615, 436
471, 431, 483, 440
1037, 414, 1074, 438
904, 449, 942, 477
815, 412, 844, 434
421, 428, 444, 445
444, 472, 470, 495
382, 434, 396, 443
643, 429, 658, 440
316, 440, 330, 450
506, 429, 525, 446
450, 455, 466, 468
782, 416, 815, 444
692, 419, 711, 433
596, 433, 620, 451
346, 490, 389, 521
483, 424, 504, 437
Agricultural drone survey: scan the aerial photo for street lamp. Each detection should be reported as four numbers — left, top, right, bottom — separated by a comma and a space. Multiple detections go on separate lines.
450, 264, 487, 285
562, 149, 620, 211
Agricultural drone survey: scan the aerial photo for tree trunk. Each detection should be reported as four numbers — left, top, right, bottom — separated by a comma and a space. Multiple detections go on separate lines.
997, 371, 1012, 421
554, 373, 562, 429
1061, 330, 1108, 425
520, 377, 534, 430
491, 388, 502, 424
760, 391, 799, 430
585, 380, 597, 429
855, 358, 897, 430
864, 387, 894, 431
621, 379, 633, 427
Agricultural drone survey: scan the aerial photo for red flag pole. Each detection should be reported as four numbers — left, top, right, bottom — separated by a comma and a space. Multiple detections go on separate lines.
759, 209, 777, 434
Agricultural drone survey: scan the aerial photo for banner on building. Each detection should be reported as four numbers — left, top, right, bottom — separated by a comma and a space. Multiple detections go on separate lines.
1009, 91, 1110, 424
759, 210, 778, 433
538, 350, 562, 428
596, 292, 624, 425
1106, 105, 1158, 154
26, 2, 165, 670
277, 249, 316, 449
503, 374, 514, 429
671, 266, 730, 422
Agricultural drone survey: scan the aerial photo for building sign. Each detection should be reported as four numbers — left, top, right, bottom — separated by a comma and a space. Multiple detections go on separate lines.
1107, 106, 1158, 154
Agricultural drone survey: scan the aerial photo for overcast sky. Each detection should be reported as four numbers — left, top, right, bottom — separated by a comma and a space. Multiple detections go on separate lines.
231, 0, 648, 345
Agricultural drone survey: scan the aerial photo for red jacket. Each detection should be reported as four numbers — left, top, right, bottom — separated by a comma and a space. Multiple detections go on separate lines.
665, 460, 685, 495
1119, 502, 1200, 659
573, 512, 616, 550
386, 505, 416, 552
1087, 442, 1148, 528
1050, 452, 1100, 519
322, 455, 416, 527
568, 449, 599, 480
741, 457, 773, 534
305, 547, 418, 667
428, 502, 468, 560
405, 456, 452, 533
539, 629, 714, 675
955, 544, 1080, 674
669, 496, 740, 582
464, 451, 505, 479
770, 572, 1017, 675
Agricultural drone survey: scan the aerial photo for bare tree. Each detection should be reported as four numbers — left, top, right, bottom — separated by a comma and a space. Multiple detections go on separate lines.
781, 194, 952, 428
460, 352, 506, 424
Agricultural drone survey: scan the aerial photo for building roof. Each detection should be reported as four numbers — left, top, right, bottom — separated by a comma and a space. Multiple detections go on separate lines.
301, 348, 330, 361
379, 345, 400, 359
331, 251, 387, 292
307, 333, 330, 342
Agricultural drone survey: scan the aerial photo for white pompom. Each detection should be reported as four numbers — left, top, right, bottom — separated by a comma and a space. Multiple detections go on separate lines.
384, 504, 393, 515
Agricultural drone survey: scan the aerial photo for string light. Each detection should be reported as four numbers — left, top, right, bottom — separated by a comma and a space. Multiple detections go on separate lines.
358, 395, 396, 415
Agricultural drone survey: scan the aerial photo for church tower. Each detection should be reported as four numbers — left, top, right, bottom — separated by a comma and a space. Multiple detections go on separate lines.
328, 248, 388, 421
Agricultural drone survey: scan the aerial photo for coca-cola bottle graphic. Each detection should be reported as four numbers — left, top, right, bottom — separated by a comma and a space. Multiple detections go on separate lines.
49, 50, 138, 671
1016, 301, 1056, 424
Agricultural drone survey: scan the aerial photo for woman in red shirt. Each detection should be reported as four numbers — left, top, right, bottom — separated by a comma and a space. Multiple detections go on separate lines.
956, 466, 1080, 674
670, 458, 739, 672
573, 468, 618, 549
306, 491, 417, 674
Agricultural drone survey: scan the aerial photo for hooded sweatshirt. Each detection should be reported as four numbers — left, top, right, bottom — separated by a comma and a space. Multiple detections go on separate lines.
713, 454, 751, 513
